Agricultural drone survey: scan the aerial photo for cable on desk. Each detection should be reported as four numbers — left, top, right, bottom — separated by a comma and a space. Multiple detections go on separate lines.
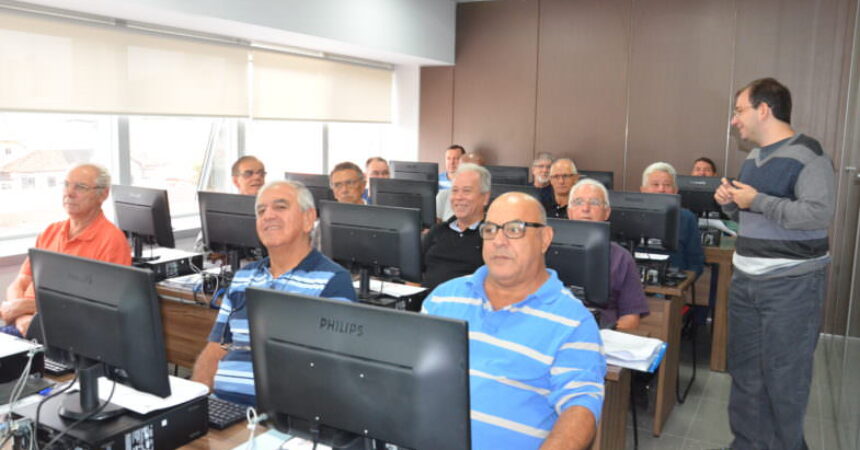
39, 378, 117, 450
243, 406, 268, 450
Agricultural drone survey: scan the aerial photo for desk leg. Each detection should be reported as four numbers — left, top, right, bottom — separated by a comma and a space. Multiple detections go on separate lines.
592, 368, 630, 450
652, 295, 682, 437
709, 262, 733, 372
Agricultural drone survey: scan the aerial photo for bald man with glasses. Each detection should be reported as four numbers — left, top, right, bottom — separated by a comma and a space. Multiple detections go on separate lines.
422, 192, 605, 450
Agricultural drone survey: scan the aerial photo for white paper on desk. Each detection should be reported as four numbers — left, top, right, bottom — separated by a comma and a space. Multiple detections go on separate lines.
352, 279, 427, 298
600, 329, 664, 361
633, 252, 670, 261
698, 218, 737, 236
79, 375, 208, 415
0, 333, 41, 358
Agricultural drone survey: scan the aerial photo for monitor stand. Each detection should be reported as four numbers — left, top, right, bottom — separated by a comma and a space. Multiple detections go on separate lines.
59, 358, 124, 421
131, 234, 159, 264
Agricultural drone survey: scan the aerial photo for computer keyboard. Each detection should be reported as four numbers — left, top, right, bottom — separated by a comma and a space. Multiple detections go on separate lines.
43, 357, 74, 376
208, 396, 247, 430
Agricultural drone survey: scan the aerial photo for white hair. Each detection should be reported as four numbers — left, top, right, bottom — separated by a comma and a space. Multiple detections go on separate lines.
455, 163, 492, 193
532, 152, 554, 165
642, 162, 677, 188
256, 180, 315, 213
69, 163, 111, 188
551, 158, 578, 174
569, 178, 610, 208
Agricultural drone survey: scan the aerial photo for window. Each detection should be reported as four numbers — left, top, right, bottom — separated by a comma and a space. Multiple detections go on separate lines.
327, 122, 393, 173
245, 120, 324, 177
0, 112, 114, 239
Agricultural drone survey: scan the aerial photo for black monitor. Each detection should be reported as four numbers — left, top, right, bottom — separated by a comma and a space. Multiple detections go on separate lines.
579, 170, 614, 190
198, 191, 262, 274
318, 201, 422, 300
489, 183, 541, 204
370, 178, 437, 228
111, 185, 175, 264
247, 289, 470, 449
29, 249, 170, 421
608, 191, 680, 251
676, 175, 722, 216
545, 219, 610, 308
390, 160, 439, 183
284, 173, 335, 212
486, 165, 529, 185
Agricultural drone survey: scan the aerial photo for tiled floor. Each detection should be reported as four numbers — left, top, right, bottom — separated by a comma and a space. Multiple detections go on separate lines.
623, 323, 851, 450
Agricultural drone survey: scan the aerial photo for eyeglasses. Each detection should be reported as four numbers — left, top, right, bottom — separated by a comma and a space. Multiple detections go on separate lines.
63, 181, 103, 193
570, 198, 607, 208
238, 169, 266, 179
549, 173, 577, 181
733, 105, 753, 117
479, 220, 545, 240
331, 178, 362, 190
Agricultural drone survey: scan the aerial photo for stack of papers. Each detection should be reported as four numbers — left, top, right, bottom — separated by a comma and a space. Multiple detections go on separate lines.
78, 376, 209, 415
600, 329, 667, 373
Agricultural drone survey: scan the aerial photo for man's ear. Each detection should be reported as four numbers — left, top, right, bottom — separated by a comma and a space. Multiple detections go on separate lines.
540, 224, 554, 253
302, 207, 317, 233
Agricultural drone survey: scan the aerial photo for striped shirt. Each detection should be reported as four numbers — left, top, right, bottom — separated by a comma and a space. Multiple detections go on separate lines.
422, 266, 606, 450
207, 249, 356, 405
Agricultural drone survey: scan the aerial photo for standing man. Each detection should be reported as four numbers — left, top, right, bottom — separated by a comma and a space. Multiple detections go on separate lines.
423, 192, 605, 450
2, 164, 131, 337
439, 144, 466, 190
544, 158, 579, 218
716, 78, 835, 450
192, 180, 356, 406
363, 156, 390, 202
329, 161, 366, 205
567, 179, 649, 330
531, 152, 555, 207
640, 162, 705, 276
422, 163, 491, 290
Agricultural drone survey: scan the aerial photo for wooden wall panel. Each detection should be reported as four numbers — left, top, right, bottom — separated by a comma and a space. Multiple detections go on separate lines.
535, 0, 631, 181
418, 66, 454, 165
625, 0, 735, 190
452, 0, 539, 166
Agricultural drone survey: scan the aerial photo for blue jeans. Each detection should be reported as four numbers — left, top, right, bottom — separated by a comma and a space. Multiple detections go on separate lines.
728, 266, 826, 450
0, 324, 23, 337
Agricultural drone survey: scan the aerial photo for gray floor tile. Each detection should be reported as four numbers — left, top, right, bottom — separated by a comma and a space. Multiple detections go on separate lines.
700, 371, 731, 402
626, 431, 686, 450
685, 399, 732, 445
681, 437, 724, 450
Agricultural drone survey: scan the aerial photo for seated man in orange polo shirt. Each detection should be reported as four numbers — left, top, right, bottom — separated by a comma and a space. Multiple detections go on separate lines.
1, 163, 131, 337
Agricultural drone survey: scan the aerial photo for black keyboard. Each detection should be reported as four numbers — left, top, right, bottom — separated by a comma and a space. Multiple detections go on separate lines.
43, 357, 74, 376
208, 396, 247, 430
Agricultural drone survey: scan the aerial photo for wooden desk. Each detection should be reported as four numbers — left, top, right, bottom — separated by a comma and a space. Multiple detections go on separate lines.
704, 237, 734, 372
638, 271, 694, 437
156, 285, 219, 369
592, 365, 629, 450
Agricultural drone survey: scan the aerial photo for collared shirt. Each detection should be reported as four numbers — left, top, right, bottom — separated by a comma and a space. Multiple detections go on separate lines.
601, 242, 649, 327
422, 266, 606, 450
421, 217, 484, 291
19, 211, 131, 299
207, 249, 356, 405
449, 218, 481, 233
439, 172, 452, 190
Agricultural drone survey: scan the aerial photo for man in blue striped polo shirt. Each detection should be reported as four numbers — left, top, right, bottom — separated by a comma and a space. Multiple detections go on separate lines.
192, 180, 356, 406
423, 192, 606, 450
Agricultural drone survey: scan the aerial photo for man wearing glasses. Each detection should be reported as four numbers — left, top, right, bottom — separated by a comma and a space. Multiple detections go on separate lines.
232, 156, 267, 196
329, 161, 366, 205
422, 192, 605, 450
543, 158, 580, 218
1, 164, 131, 337
567, 179, 649, 331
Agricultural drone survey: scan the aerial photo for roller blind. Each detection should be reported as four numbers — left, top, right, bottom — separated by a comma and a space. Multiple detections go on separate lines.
0, 10, 249, 116
252, 49, 392, 122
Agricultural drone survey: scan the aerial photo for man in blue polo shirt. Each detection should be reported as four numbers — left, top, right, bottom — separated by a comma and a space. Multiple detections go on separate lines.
191, 180, 356, 406
423, 192, 605, 450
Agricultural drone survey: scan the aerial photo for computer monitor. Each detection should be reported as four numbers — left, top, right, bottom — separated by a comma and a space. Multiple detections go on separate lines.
486, 165, 529, 185
579, 170, 614, 190
608, 191, 680, 251
489, 183, 541, 204
29, 248, 170, 421
198, 191, 262, 274
111, 185, 175, 264
318, 201, 422, 300
545, 219, 610, 308
370, 178, 437, 228
676, 175, 722, 216
247, 289, 470, 449
284, 173, 335, 212
390, 161, 439, 183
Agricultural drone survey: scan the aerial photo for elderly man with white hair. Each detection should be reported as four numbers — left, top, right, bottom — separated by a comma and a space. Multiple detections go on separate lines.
567, 179, 649, 330
640, 162, 704, 276
1, 163, 131, 338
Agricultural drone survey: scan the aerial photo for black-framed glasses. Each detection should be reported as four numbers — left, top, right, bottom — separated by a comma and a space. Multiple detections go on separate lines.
479, 220, 545, 240
239, 169, 267, 179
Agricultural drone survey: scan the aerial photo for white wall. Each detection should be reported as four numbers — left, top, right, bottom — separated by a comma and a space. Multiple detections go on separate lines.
22, 0, 456, 65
